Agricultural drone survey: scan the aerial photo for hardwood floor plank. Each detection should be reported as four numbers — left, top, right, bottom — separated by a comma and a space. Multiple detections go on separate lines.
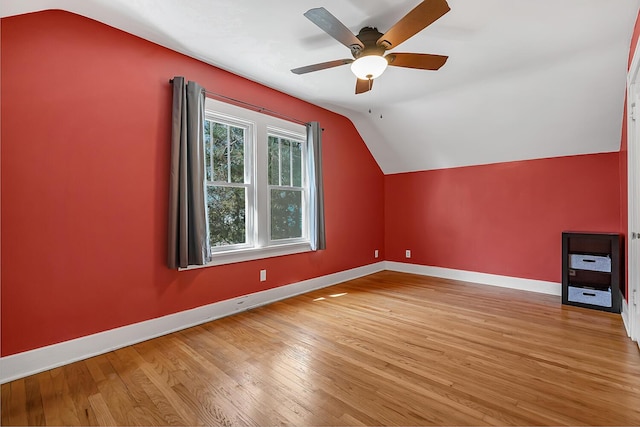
88, 352, 161, 425
170, 337, 273, 425
5, 379, 29, 426
23, 376, 45, 426
47, 368, 82, 426
103, 349, 185, 426
87, 393, 117, 426
3, 271, 640, 426
35, 371, 67, 426
1, 383, 11, 426
62, 360, 100, 425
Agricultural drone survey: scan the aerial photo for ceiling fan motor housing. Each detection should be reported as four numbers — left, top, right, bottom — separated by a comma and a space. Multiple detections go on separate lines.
352, 27, 386, 59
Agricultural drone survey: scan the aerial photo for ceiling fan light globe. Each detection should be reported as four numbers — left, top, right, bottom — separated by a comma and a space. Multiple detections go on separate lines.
350, 55, 388, 80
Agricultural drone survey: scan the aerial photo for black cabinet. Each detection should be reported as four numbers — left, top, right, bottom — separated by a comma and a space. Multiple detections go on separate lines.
562, 232, 623, 313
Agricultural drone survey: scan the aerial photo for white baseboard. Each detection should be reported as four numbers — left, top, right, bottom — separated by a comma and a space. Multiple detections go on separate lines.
621, 298, 631, 337
0, 262, 385, 384
384, 261, 562, 296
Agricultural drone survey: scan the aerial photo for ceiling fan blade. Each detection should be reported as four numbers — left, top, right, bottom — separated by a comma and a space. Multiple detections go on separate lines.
386, 53, 448, 70
355, 78, 373, 94
304, 8, 364, 54
291, 59, 354, 75
377, 0, 450, 49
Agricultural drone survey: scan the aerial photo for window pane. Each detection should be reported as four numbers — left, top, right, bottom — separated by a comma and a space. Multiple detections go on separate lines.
268, 136, 279, 185
292, 141, 302, 187
271, 189, 302, 240
204, 121, 212, 182
207, 186, 246, 247
281, 139, 291, 186
229, 126, 244, 183
212, 123, 228, 182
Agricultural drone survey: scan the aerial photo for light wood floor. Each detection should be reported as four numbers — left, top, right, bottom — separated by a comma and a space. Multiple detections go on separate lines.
3, 271, 640, 426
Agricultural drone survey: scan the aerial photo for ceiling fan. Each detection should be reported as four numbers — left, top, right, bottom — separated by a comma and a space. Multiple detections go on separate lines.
291, 0, 451, 94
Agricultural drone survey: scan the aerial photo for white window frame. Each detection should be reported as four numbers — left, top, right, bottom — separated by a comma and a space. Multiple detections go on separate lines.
183, 98, 311, 269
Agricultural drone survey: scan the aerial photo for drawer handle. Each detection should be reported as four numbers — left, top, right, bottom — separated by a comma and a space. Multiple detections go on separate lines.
582, 292, 596, 297
582, 259, 596, 263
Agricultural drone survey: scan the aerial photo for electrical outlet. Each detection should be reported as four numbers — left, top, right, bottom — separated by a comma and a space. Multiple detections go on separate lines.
374, 249, 379, 258
260, 269, 267, 282
405, 250, 411, 258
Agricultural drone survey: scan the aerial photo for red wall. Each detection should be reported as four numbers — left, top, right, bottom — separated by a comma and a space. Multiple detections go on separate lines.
385, 153, 621, 284
0, 11, 384, 356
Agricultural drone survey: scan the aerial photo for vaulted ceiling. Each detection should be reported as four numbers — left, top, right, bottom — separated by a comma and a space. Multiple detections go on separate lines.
3, 0, 639, 173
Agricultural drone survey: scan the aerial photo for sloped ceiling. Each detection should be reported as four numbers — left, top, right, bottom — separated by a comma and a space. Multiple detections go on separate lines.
2, 0, 639, 173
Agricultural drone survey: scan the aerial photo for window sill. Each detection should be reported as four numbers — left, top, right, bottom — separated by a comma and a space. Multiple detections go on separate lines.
179, 242, 312, 270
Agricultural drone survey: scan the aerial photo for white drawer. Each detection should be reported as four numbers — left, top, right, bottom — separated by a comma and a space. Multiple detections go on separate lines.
567, 286, 611, 307
569, 254, 611, 273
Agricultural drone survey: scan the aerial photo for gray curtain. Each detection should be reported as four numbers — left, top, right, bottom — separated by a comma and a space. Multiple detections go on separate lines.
307, 122, 326, 250
167, 76, 211, 269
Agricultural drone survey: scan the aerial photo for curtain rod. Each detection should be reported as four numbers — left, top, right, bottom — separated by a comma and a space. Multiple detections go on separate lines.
169, 79, 309, 126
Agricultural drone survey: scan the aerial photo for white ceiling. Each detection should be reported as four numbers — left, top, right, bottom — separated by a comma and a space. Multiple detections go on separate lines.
3, 0, 639, 173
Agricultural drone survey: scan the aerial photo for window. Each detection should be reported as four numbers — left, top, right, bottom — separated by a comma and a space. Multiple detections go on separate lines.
200, 98, 310, 266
